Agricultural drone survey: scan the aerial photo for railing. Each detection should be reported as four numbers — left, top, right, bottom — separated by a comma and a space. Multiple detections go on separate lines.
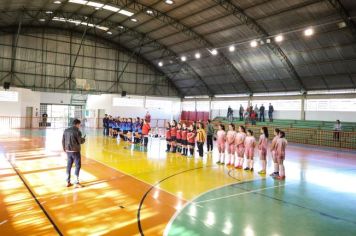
212, 121, 356, 150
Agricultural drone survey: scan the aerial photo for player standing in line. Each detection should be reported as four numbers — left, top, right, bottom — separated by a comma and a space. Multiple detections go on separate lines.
270, 128, 280, 177
216, 124, 226, 164
258, 127, 269, 174
181, 123, 188, 156
274, 131, 288, 180
244, 129, 256, 171
176, 123, 182, 154
225, 124, 236, 166
187, 124, 196, 157
165, 122, 172, 152
234, 125, 246, 169
170, 120, 178, 153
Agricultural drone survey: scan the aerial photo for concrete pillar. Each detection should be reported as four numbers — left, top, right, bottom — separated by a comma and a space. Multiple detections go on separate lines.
301, 94, 306, 120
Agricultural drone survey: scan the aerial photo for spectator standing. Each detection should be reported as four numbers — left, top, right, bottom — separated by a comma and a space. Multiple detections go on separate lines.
268, 103, 274, 122
206, 119, 214, 153
103, 114, 109, 136
259, 104, 265, 122
239, 105, 244, 121
254, 105, 259, 122
250, 110, 257, 126
333, 120, 342, 142
227, 106, 233, 122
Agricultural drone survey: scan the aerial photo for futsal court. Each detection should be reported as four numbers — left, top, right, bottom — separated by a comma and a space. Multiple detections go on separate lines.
1, 0, 356, 235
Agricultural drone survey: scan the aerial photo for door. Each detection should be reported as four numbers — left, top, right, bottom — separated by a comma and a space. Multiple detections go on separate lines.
25, 107, 33, 129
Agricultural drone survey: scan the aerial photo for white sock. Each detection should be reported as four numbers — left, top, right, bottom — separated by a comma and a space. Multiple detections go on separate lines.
239, 157, 244, 166
250, 160, 254, 169
279, 164, 285, 176
230, 154, 234, 165
246, 159, 250, 168
261, 160, 266, 171
274, 163, 279, 172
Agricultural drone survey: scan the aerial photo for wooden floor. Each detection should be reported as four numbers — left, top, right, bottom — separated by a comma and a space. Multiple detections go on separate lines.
0, 129, 356, 236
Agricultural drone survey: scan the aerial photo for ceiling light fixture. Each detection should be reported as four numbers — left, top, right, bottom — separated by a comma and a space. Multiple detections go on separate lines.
181, 56, 186, 62
250, 40, 258, 47
229, 45, 235, 52
106, 31, 112, 35
158, 61, 163, 67
146, 10, 153, 15
54, 0, 62, 4
165, 0, 174, 5
275, 35, 284, 42
211, 49, 218, 55
130, 18, 138, 22
45, 11, 53, 14
39, 18, 46, 22
195, 52, 201, 59
304, 28, 314, 37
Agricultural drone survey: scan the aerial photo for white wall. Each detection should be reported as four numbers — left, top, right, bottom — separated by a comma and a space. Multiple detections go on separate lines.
306, 111, 356, 122
86, 94, 181, 122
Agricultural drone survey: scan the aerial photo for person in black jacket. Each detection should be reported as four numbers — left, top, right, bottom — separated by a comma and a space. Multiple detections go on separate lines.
103, 114, 109, 136
259, 104, 265, 122
62, 119, 86, 188
268, 103, 274, 122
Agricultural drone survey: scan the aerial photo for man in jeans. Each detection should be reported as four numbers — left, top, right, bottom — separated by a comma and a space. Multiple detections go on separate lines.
62, 119, 86, 188
206, 120, 214, 153
103, 114, 109, 136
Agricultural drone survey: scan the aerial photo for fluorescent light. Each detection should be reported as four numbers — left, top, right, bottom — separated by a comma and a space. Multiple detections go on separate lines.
195, 52, 201, 59
45, 11, 53, 14
130, 18, 138, 22
184, 95, 209, 99
54, 1, 62, 4
266, 38, 271, 43
250, 40, 258, 47
214, 93, 249, 98
211, 49, 218, 55
86, 1, 103, 8
39, 18, 46, 22
304, 28, 314, 36
118, 25, 124, 29
181, 56, 186, 62
146, 10, 153, 15
253, 91, 301, 97
103, 5, 120, 12
119, 9, 134, 17
275, 35, 284, 42
307, 89, 356, 95
96, 25, 109, 31
158, 61, 163, 67
106, 31, 112, 35
165, 0, 174, 4
68, 0, 87, 4
229, 45, 235, 52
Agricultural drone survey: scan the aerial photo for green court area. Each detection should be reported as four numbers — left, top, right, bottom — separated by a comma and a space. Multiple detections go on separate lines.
166, 166, 356, 236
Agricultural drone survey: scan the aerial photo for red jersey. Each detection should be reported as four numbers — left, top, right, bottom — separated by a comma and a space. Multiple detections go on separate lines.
176, 129, 182, 139
166, 128, 171, 139
171, 127, 177, 137
181, 129, 187, 140
187, 131, 196, 143
142, 124, 150, 135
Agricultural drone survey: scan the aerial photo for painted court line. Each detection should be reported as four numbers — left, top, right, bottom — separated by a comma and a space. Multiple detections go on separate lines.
194, 183, 289, 204
0, 220, 8, 225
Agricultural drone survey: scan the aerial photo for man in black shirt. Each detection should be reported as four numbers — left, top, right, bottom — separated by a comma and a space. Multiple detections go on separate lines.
259, 104, 265, 122
268, 103, 274, 122
103, 114, 109, 136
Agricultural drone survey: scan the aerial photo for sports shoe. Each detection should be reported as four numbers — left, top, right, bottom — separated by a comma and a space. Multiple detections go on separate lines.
66, 182, 72, 187
244, 167, 250, 171
276, 176, 285, 180
270, 172, 279, 177
250, 168, 254, 172
220, 162, 225, 165
216, 161, 221, 164
258, 170, 266, 174
74, 183, 84, 188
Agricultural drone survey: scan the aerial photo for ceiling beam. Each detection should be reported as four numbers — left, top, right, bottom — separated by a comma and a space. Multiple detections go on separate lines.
213, 0, 307, 92
327, 0, 356, 39
0, 23, 183, 97
111, 0, 252, 94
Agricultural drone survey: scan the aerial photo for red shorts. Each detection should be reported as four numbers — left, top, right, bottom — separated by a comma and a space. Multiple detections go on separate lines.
227, 144, 235, 154
245, 148, 254, 159
259, 148, 267, 160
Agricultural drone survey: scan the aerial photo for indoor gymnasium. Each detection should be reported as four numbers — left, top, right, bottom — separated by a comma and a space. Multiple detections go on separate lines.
1, 0, 356, 235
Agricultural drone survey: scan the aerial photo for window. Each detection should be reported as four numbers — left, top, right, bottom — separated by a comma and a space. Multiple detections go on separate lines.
145, 99, 172, 109
196, 101, 210, 111
182, 101, 196, 111
113, 97, 144, 107
0, 91, 18, 102
211, 100, 248, 110
305, 99, 356, 111
252, 100, 301, 111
